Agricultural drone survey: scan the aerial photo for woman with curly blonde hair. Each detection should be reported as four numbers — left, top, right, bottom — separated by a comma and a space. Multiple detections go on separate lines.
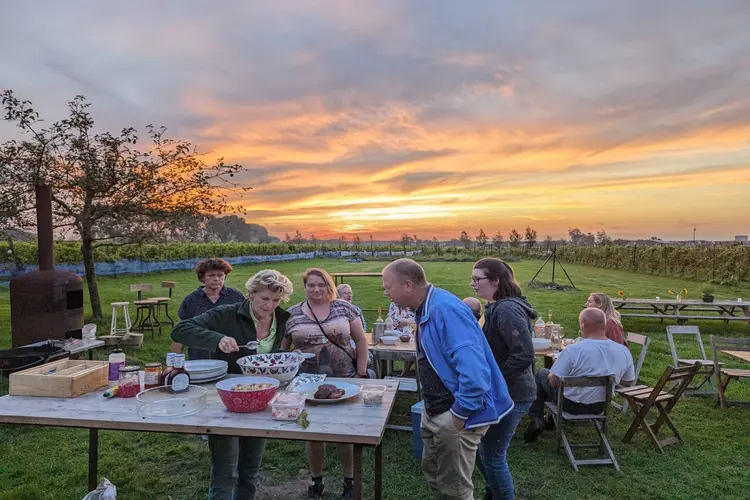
172, 269, 294, 500
585, 293, 628, 346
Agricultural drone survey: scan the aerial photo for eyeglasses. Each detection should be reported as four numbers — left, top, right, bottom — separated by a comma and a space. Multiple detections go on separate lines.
470, 277, 490, 283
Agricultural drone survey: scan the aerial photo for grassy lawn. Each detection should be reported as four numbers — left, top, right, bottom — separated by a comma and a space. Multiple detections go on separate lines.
1, 258, 749, 499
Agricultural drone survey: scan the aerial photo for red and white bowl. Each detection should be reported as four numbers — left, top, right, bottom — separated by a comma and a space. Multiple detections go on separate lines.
216, 376, 280, 413
236, 352, 304, 383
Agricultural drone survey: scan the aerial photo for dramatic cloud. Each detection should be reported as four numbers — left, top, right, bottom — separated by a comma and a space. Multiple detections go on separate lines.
1, 0, 749, 240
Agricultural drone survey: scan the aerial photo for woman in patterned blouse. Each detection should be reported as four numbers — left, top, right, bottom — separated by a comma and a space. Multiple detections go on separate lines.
280, 268, 369, 500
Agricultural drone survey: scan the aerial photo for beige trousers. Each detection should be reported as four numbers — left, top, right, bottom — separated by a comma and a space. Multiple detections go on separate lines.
421, 410, 489, 500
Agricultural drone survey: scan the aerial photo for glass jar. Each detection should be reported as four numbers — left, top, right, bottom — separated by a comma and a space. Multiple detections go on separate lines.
119, 365, 141, 398
144, 362, 162, 389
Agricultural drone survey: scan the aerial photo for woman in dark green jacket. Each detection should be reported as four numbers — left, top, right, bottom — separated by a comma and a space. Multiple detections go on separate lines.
171, 269, 293, 500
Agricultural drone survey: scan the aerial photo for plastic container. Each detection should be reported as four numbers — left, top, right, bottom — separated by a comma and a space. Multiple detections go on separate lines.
136, 385, 208, 418
108, 349, 126, 387
534, 317, 545, 338
361, 384, 386, 405
269, 391, 307, 420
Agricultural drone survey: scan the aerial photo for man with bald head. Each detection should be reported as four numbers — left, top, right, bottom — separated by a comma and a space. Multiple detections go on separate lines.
524, 307, 635, 442
382, 258, 513, 499
462, 296, 484, 326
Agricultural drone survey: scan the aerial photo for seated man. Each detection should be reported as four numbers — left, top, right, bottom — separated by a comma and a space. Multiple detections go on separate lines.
524, 307, 634, 442
337, 284, 366, 331
462, 297, 484, 327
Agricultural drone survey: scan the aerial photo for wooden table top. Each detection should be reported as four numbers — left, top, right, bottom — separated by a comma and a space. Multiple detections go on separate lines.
613, 298, 750, 307
365, 333, 556, 358
0, 377, 399, 446
331, 272, 383, 278
721, 350, 750, 363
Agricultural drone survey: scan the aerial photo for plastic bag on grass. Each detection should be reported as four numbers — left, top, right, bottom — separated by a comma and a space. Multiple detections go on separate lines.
82, 477, 117, 500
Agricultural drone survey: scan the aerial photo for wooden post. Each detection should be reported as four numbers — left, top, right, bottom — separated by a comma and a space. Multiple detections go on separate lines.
88, 428, 99, 492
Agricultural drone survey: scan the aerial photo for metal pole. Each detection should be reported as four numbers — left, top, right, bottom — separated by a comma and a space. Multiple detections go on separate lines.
551, 246, 557, 283
88, 429, 99, 492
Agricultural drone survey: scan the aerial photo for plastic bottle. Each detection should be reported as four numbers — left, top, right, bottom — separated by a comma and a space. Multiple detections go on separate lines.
534, 317, 545, 338
108, 349, 126, 388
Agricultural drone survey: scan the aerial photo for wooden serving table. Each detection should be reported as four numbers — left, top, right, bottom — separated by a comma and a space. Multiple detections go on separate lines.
612, 298, 750, 325
331, 272, 383, 286
0, 376, 399, 500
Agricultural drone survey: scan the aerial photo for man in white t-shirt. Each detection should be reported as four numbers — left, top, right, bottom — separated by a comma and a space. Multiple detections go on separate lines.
524, 307, 634, 442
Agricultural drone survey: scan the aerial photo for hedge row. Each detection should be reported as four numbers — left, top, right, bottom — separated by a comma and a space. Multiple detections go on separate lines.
556, 245, 750, 283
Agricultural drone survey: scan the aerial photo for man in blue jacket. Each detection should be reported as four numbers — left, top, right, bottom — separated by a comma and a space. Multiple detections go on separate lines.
382, 259, 514, 499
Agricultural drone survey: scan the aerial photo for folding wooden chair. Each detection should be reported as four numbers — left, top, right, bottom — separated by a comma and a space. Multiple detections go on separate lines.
612, 333, 650, 414
545, 376, 619, 472
666, 325, 720, 396
617, 363, 701, 453
709, 336, 750, 408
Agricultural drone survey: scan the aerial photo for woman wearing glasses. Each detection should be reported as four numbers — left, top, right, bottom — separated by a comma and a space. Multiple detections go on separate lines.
470, 258, 537, 500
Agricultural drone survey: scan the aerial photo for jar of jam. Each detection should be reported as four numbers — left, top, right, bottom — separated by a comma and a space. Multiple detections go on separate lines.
160, 352, 177, 385
144, 362, 162, 389
118, 365, 141, 398
163, 354, 190, 393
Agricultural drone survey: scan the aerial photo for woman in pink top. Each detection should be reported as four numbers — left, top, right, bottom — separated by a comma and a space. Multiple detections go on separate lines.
586, 293, 628, 346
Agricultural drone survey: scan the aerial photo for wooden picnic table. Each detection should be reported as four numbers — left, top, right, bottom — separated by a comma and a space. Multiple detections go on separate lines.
612, 298, 750, 325
722, 350, 750, 363
331, 272, 383, 286
0, 376, 399, 500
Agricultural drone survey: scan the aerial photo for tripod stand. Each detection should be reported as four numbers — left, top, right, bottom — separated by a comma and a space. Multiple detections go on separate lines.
528, 246, 577, 290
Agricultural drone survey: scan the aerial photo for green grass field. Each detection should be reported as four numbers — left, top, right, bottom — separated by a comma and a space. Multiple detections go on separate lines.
1, 259, 749, 500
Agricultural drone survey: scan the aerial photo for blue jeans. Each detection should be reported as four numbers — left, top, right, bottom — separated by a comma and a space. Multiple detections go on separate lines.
477, 402, 532, 500
208, 435, 266, 500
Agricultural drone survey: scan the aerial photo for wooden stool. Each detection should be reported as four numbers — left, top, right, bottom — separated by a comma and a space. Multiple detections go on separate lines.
150, 297, 174, 328
110, 302, 132, 336
133, 299, 160, 338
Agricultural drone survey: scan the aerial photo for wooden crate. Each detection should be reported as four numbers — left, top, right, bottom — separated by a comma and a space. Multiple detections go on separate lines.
9, 359, 109, 398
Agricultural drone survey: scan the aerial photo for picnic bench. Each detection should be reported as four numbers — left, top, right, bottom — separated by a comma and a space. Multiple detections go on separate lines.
612, 298, 750, 325
0, 377, 399, 500
331, 272, 383, 286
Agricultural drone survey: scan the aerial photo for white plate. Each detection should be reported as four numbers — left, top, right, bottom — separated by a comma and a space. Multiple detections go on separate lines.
190, 369, 228, 381
294, 381, 361, 403
184, 360, 228, 374
189, 372, 227, 384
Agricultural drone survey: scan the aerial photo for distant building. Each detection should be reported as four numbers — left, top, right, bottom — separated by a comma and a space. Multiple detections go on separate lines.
735, 235, 748, 243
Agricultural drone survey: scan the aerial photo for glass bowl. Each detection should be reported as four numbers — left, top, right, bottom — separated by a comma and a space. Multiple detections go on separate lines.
136, 385, 208, 419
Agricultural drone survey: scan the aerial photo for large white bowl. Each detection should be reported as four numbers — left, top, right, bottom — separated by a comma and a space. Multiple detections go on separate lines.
380, 335, 399, 345
532, 338, 552, 351
236, 352, 304, 383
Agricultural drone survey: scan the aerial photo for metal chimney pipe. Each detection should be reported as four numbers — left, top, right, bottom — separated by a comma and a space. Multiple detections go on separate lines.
35, 184, 54, 271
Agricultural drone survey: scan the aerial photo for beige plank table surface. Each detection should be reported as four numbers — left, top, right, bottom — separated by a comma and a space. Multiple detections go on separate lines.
331, 272, 383, 286
0, 376, 399, 500
722, 350, 750, 363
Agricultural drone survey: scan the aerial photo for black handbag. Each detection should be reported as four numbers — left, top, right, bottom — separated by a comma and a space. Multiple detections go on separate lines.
306, 301, 375, 379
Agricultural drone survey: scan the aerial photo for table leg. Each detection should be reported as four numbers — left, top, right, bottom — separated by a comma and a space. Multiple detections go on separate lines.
353, 443, 364, 500
375, 444, 382, 500
87, 350, 93, 361
88, 428, 99, 492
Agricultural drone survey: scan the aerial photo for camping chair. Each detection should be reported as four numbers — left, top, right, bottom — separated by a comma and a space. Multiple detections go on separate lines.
617, 363, 701, 453
709, 336, 750, 408
666, 325, 719, 396
544, 376, 619, 472
612, 333, 650, 414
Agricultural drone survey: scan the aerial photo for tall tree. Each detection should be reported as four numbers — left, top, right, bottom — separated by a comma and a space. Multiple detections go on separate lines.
476, 228, 488, 247
400, 233, 413, 253
0, 90, 249, 318
353, 234, 361, 251
293, 230, 304, 244
492, 231, 504, 250
432, 236, 441, 254
596, 230, 612, 246
508, 229, 522, 247
544, 235, 554, 250
310, 233, 317, 248
459, 230, 472, 249
369, 234, 375, 255
284, 233, 291, 243
568, 228, 584, 245
205, 215, 271, 243
524, 226, 538, 248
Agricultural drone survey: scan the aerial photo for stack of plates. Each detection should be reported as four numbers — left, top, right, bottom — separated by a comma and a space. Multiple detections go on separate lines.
184, 360, 228, 384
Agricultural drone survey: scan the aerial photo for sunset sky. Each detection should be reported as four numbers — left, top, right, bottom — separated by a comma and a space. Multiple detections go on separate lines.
1, 1, 749, 241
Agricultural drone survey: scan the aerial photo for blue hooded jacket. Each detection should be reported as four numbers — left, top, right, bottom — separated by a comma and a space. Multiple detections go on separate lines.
417, 286, 514, 428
